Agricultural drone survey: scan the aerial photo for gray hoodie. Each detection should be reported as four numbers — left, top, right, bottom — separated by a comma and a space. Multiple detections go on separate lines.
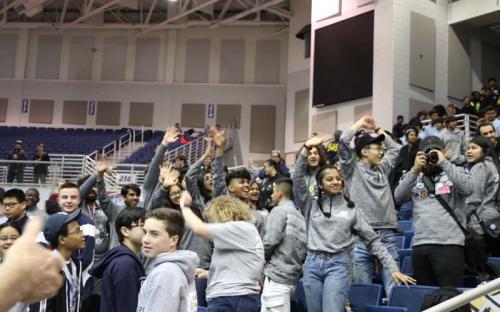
137, 250, 199, 312
466, 157, 500, 234
394, 160, 473, 246
293, 154, 399, 274
438, 128, 467, 164
142, 143, 168, 210
263, 199, 307, 286
339, 129, 400, 229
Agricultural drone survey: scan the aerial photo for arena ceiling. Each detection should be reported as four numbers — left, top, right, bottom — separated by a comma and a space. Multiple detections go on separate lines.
0, 0, 291, 33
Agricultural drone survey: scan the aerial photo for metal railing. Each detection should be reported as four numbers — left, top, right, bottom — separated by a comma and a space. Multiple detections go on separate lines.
421, 113, 479, 139
423, 277, 500, 312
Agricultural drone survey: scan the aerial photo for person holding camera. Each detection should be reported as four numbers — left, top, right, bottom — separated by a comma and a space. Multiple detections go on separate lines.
394, 136, 473, 287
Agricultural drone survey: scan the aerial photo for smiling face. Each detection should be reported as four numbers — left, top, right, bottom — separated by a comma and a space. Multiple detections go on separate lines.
203, 172, 213, 191
319, 168, 343, 196
25, 189, 40, 208
249, 182, 260, 203
479, 124, 497, 145
123, 189, 140, 207
168, 185, 183, 206
361, 143, 384, 166
58, 187, 81, 213
142, 218, 178, 258
308, 147, 320, 167
228, 178, 250, 200
0, 226, 20, 254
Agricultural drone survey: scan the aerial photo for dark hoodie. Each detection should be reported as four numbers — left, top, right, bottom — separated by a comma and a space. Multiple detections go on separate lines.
89, 245, 145, 312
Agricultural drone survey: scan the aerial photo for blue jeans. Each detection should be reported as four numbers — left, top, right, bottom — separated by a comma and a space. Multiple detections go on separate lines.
353, 230, 400, 297
302, 250, 352, 312
208, 294, 260, 312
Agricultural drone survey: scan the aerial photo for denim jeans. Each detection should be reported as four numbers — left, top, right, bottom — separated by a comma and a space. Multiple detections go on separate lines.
353, 230, 400, 297
208, 294, 260, 312
302, 250, 352, 312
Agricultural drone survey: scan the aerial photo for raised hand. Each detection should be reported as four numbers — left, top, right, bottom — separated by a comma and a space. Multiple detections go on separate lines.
211, 127, 226, 147
96, 155, 109, 174
162, 168, 180, 188
162, 127, 180, 145
304, 133, 331, 148
158, 160, 171, 184
353, 116, 376, 131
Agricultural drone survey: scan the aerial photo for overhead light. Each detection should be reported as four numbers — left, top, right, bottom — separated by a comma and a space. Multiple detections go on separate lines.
15, 0, 49, 17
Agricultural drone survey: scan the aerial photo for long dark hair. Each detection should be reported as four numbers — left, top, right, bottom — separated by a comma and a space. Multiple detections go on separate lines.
315, 165, 355, 215
469, 136, 500, 174
196, 169, 213, 202
308, 144, 328, 169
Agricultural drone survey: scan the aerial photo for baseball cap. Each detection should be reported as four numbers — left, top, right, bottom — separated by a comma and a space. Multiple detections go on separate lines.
419, 136, 444, 152
354, 132, 385, 156
43, 209, 81, 247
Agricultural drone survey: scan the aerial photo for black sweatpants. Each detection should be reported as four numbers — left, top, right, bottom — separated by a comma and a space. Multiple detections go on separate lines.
412, 244, 465, 287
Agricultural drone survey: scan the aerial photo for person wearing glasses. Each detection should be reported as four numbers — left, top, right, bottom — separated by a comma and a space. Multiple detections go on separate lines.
294, 137, 415, 312
0, 222, 21, 263
90, 208, 146, 312
31, 210, 88, 312
339, 116, 403, 297
258, 150, 290, 179
0, 189, 29, 232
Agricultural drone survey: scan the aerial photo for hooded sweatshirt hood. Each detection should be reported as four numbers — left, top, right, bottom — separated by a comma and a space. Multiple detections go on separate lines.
90, 245, 144, 278
152, 249, 199, 284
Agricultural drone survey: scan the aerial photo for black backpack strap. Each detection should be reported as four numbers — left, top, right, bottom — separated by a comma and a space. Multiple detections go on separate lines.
421, 174, 469, 236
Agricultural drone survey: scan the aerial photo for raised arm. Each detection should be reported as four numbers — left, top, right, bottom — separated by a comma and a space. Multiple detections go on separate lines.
339, 116, 376, 178
378, 127, 402, 175
142, 128, 178, 205
211, 128, 227, 198
180, 192, 212, 240
79, 174, 96, 202
95, 156, 119, 220
394, 151, 425, 204
185, 138, 213, 202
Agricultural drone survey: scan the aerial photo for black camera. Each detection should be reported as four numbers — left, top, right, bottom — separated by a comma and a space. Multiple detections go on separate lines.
426, 151, 439, 164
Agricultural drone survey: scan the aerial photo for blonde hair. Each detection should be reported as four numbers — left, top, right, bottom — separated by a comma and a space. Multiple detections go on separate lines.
205, 196, 252, 223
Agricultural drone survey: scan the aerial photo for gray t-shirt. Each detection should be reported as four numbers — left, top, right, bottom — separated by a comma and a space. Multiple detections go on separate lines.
206, 221, 265, 300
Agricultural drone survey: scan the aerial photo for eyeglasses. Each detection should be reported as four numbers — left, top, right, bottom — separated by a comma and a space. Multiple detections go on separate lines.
67, 228, 83, 235
365, 146, 386, 152
204, 175, 213, 181
0, 235, 19, 242
3, 202, 20, 208
170, 191, 182, 196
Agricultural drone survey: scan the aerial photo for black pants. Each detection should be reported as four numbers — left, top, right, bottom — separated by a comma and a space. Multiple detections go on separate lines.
412, 244, 465, 287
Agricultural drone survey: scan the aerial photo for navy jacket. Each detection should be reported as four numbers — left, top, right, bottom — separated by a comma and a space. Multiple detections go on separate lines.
90, 245, 145, 312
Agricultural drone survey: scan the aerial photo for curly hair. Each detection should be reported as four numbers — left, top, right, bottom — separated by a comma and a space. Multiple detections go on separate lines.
205, 196, 252, 223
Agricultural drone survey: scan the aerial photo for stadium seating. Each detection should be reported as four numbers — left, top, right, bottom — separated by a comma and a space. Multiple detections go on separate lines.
348, 284, 383, 312
389, 285, 439, 312
0, 126, 127, 157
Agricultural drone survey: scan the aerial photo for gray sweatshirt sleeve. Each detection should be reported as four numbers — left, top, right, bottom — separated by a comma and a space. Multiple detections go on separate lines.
394, 171, 418, 204
96, 179, 119, 220
465, 163, 486, 216
149, 186, 167, 211
185, 158, 203, 204
339, 129, 356, 178
212, 155, 227, 197
379, 134, 402, 175
79, 174, 96, 201
353, 208, 399, 274
442, 160, 473, 196
263, 209, 286, 261
292, 154, 312, 218
460, 133, 467, 160
142, 144, 168, 206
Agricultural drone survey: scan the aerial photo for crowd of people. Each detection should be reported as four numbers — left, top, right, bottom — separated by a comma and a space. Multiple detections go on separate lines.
0, 80, 499, 312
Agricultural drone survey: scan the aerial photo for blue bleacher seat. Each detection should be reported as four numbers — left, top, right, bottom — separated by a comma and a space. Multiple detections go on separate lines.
397, 249, 412, 269
365, 306, 408, 312
401, 257, 412, 275
463, 275, 480, 288
398, 221, 413, 232
195, 278, 207, 307
403, 231, 413, 249
348, 284, 383, 312
395, 236, 405, 250
488, 257, 500, 266
389, 285, 438, 312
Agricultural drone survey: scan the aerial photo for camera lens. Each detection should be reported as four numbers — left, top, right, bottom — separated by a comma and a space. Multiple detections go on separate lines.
426, 151, 439, 164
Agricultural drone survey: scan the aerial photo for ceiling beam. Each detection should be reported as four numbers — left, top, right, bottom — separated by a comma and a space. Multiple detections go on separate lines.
0, 0, 22, 16
210, 0, 285, 28
217, 0, 232, 20
0, 20, 288, 29
67, 0, 122, 25
137, 0, 220, 35
242, 0, 291, 20
59, 0, 70, 24
144, 0, 157, 24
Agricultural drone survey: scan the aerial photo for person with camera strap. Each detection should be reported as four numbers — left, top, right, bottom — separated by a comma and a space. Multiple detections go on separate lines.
394, 136, 473, 287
